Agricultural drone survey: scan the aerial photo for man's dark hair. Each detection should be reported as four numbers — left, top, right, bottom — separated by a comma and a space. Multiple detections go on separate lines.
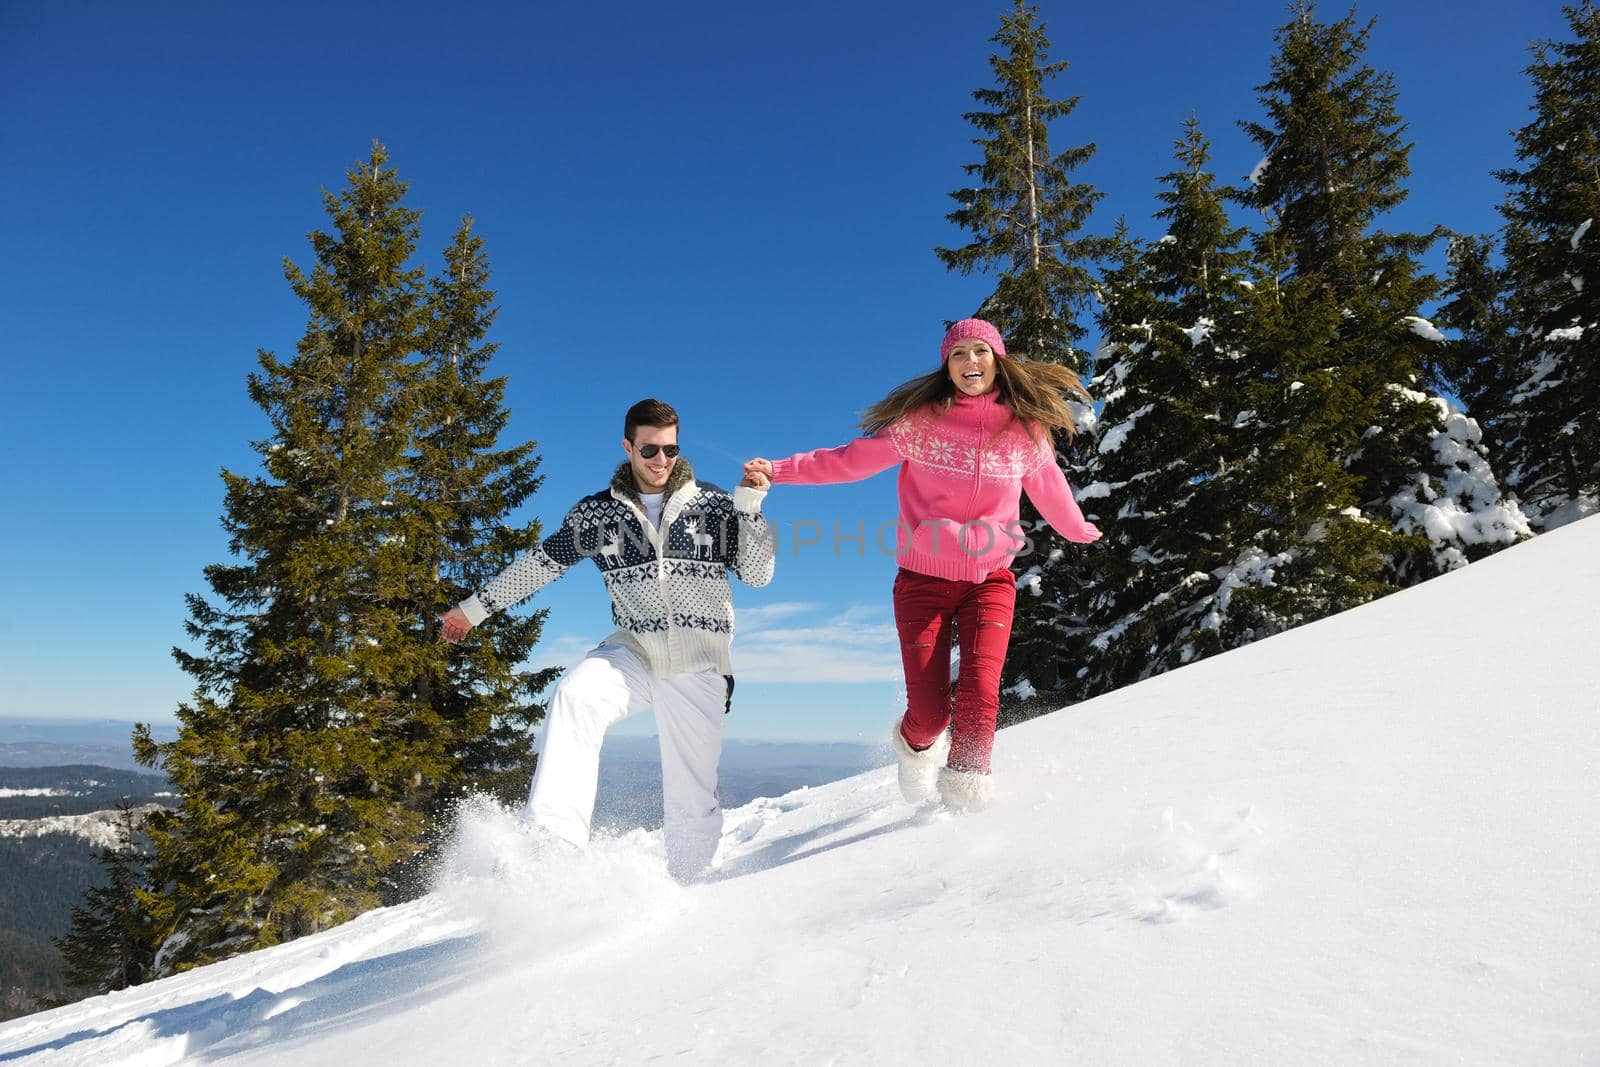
624, 398, 679, 441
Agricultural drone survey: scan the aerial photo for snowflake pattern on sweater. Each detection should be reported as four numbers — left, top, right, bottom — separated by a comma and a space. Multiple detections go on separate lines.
887, 405, 1051, 481
769, 390, 1097, 582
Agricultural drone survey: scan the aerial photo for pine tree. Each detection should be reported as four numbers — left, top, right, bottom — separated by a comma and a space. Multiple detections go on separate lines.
133, 144, 461, 973
1237, 0, 1424, 591
1227, 1, 1523, 634
1434, 233, 1545, 547
936, 0, 1107, 363
936, 0, 1109, 715
1071, 120, 1255, 696
1003, 222, 1137, 715
405, 217, 557, 813
1436, 233, 1518, 435
1477, 3, 1600, 527
55, 803, 158, 993
1215, 251, 1398, 636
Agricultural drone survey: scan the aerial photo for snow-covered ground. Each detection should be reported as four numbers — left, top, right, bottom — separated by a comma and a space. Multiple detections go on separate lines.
2, 518, 1597, 1065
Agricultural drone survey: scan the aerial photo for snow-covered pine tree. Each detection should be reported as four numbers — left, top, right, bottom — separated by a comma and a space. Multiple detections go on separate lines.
54, 803, 158, 994
133, 144, 462, 973
936, 0, 1109, 718
1477, 3, 1600, 529
1436, 233, 1518, 451
1225, 1, 1525, 638
1071, 120, 1254, 697
405, 217, 557, 813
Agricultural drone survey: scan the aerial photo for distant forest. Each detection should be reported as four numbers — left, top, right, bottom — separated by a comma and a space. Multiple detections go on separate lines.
0, 766, 170, 1021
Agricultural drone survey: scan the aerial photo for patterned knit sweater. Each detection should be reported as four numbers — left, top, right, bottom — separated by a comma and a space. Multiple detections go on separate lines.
769, 390, 1099, 582
458, 459, 776, 677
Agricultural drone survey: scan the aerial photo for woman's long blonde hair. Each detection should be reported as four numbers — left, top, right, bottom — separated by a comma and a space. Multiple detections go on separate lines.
859, 355, 1092, 444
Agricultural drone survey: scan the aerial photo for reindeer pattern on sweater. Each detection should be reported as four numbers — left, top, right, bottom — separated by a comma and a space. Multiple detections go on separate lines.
462, 459, 775, 677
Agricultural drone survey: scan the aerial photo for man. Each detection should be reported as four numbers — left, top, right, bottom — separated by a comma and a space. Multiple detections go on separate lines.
440, 398, 775, 880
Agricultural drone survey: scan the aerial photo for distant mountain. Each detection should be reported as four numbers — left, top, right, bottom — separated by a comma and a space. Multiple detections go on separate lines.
0, 719, 178, 773
0, 720, 154, 745
0, 766, 173, 821
592, 738, 884, 833
0, 766, 171, 1023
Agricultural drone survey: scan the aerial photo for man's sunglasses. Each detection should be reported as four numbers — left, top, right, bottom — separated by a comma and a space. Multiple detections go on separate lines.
636, 443, 680, 459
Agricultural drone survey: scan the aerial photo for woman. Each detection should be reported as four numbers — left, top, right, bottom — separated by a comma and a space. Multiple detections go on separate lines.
744, 318, 1100, 812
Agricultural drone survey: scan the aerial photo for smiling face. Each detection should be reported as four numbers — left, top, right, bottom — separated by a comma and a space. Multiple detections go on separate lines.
947, 338, 998, 396
623, 423, 679, 493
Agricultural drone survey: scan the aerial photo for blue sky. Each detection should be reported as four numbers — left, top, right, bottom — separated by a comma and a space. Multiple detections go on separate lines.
0, 1, 1572, 743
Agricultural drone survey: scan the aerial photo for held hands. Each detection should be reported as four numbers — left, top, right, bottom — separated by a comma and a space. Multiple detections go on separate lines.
741, 457, 773, 491
438, 606, 473, 644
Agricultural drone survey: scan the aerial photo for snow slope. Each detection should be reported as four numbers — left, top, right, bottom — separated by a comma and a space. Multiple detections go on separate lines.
3, 519, 1598, 1065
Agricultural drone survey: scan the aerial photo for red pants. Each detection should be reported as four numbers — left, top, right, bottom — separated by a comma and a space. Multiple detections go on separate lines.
893, 566, 1016, 774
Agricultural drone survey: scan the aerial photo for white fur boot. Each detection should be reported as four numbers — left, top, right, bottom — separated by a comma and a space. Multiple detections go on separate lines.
937, 766, 995, 813
890, 719, 949, 803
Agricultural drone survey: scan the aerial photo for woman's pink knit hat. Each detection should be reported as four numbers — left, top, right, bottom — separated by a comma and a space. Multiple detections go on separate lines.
940, 317, 1007, 363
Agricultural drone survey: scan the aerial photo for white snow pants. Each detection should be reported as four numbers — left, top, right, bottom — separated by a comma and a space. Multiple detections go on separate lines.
526, 641, 727, 878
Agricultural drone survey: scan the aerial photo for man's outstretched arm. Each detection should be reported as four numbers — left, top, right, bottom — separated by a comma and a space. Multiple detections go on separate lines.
439, 504, 587, 643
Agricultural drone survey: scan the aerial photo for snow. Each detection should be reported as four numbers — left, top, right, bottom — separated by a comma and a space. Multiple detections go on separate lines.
1092, 571, 1206, 651
1002, 677, 1037, 701
1014, 567, 1043, 597
1404, 315, 1446, 342
1389, 403, 1532, 567
1545, 324, 1585, 342
1571, 217, 1592, 250
1511, 350, 1565, 405
1183, 317, 1214, 346
1198, 545, 1296, 631
3, 520, 1600, 1064
1248, 154, 1270, 186
1096, 404, 1153, 454
0, 806, 162, 850
0, 788, 77, 798
1541, 495, 1599, 531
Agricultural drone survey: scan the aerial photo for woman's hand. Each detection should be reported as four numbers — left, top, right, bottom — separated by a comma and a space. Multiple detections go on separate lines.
742, 457, 774, 484
438, 606, 474, 644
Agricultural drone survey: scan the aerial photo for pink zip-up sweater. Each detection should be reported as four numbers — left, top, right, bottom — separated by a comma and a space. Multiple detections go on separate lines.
769, 390, 1099, 583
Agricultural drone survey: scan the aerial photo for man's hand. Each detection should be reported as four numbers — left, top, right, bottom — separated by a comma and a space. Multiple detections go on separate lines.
439, 606, 473, 644
742, 458, 773, 489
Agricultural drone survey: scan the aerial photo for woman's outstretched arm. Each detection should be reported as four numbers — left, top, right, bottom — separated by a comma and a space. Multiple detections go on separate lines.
747, 435, 901, 487
1021, 459, 1101, 543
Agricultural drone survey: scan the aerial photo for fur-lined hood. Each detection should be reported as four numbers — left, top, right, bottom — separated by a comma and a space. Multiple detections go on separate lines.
610, 456, 695, 511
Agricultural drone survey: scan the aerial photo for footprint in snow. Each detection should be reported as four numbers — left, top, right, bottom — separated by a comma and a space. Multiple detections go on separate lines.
726, 817, 767, 844
1126, 804, 1264, 925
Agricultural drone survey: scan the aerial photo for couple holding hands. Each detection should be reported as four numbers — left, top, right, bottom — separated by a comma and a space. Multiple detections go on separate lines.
439, 318, 1101, 880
